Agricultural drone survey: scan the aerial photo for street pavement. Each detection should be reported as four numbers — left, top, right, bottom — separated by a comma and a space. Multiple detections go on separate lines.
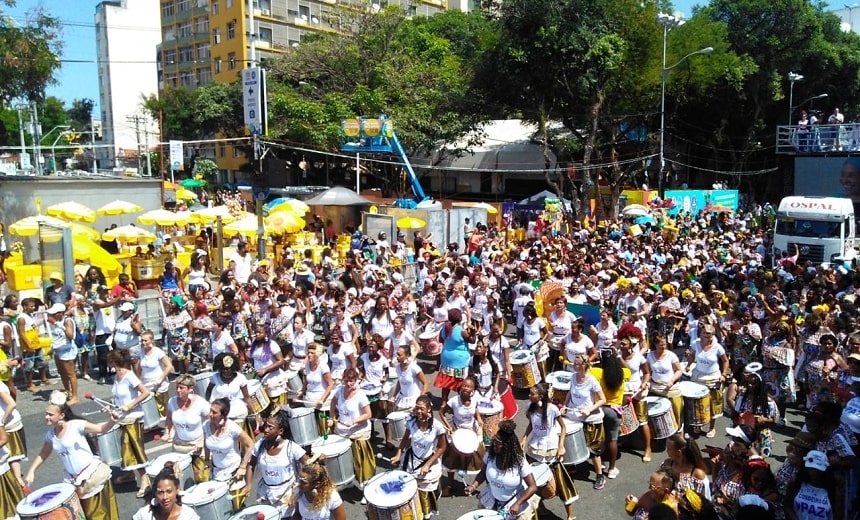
12, 347, 806, 520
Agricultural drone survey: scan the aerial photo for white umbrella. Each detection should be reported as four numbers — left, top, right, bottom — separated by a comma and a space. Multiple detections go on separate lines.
621, 204, 650, 218
305, 186, 372, 206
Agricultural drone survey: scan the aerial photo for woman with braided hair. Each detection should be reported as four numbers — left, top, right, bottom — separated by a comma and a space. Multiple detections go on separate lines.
732, 364, 780, 456
592, 347, 630, 480
465, 419, 539, 519
132, 461, 200, 520
293, 459, 347, 520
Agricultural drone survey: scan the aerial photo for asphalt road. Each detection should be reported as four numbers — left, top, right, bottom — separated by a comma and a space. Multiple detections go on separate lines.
12, 349, 805, 520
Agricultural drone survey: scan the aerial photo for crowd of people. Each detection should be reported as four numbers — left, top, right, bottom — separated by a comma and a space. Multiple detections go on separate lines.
0, 200, 859, 520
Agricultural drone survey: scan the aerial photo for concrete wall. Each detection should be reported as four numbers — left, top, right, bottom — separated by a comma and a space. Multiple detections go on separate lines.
0, 177, 163, 243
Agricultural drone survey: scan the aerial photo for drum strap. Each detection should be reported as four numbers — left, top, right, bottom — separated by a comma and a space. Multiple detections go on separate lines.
400, 448, 428, 474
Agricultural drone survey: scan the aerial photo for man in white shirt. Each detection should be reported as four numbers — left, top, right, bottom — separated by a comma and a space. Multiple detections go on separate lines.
230, 241, 253, 284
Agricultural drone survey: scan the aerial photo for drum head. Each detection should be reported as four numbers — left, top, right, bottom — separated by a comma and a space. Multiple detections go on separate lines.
458, 510, 500, 520
562, 417, 583, 432
312, 435, 351, 456
194, 371, 214, 381
247, 380, 262, 392
645, 396, 671, 415
16, 483, 76, 516
149, 452, 191, 476
511, 350, 533, 364
364, 471, 417, 507
290, 407, 315, 418
530, 462, 551, 487
229, 505, 280, 520
183, 481, 228, 505
361, 382, 382, 395
452, 428, 479, 453
387, 411, 412, 421
419, 329, 439, 340
549, 371, 572, 390
677, 381, 709, 398
477, 399, 503, 415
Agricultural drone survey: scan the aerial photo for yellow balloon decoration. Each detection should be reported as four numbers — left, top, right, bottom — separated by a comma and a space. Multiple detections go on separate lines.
535, 293, 544, 317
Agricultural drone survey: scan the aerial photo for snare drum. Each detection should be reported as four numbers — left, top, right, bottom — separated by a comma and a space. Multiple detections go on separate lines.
311, 435, 355, 488
285, 370, 303, 396
499, 384, 519, 419
451, 428, 480, 456
288, 407, 320, 446
386, 410, 411, 445
361, 381, 383, 403
147, 452, 194, 489
228, 504, 280, 520
247, 380, 271, 415
117, 411, 144, 426
678, 381, 712, 427
94, 424, 122, 466
530, 462, 556, 499
16, 483, 84, 520
547, 371, 571, 406
478, 400, 503, 446
419, 328, 442, 357
183, 481, 232, 520
194, 371, 214, 397
140, 394, 162, 430
510, 350, 541, 389
619, 398, 640, 437
364, 470, 421, 520
646, 396, 678, 439
561, 418, 589, 465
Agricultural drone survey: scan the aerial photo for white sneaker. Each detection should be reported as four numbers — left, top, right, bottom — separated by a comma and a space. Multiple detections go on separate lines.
607, 467, 620, 479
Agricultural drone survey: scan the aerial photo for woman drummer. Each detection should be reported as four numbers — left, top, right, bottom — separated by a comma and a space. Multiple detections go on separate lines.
522, 383, 579, 520
0, 427, 24, 520
24, 391, 121, 520
465, 420, 539, 518
646, 336, 684, 436
132, 461, 200, 520
249, 323, 288, 409
565, 353, 609, 490
328, 367, 376, 495
359, 334, 392, 439
522, 302, 550, 380
202, 397, 254, 506
439, 375, 485, 497
243, 409, 308, 518
620, 336, 653, 462
686, 322, 730, 438
548, 297, 577, 373
293, 460, 347, 520
391, 394, 446, 518
0, 369, 26, 487
302, 343, 334, 433
472, 340, 503, 400
163, 374, 210, 483
205, 352, 258, 438
108, 349, 152, 497
139, 330, 173, 418
390, 344, 428, 422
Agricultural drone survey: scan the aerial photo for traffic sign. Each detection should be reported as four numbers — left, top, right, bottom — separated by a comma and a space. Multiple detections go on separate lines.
243, 67, 268, 135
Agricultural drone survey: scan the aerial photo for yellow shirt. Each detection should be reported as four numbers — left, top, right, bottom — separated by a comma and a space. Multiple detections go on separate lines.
590, 366, 631, 406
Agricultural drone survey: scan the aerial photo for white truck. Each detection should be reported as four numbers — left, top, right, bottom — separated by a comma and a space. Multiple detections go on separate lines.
772, 196, 856, 266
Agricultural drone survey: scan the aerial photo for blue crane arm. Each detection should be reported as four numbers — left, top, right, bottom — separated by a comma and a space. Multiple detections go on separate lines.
389, 132, 427, 203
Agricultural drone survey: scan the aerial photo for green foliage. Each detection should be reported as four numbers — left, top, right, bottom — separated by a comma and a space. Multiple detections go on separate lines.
143, 83, 244, 141
0, 3, 63, 103
193, 158, 218, 177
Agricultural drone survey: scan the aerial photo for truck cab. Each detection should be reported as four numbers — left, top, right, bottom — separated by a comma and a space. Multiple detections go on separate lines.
772, 196, 856, 266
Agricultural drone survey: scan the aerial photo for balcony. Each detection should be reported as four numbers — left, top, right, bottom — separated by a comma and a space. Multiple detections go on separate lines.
776, 123, 859, 155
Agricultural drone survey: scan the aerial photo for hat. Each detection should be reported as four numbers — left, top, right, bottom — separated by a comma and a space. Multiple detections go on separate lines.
391, 272, 403, 283
295, 265, 311, 276
195, 249, 208, 257
803, 450, 829, 471
170, 295, 185, 308
119, 301, 135, 312
97, 284, 109, 292
361, 286, 375, 296
726, 424, 755, 445
786, 432, 817, 450
259, 259, 270, 267
46, 303, 66, 315
347, 287, 358, 297
744, 362, 763, 375
49, 271, 64, 282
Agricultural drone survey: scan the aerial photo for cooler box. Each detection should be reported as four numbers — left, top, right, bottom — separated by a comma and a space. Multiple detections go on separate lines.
7, 263, 43, 291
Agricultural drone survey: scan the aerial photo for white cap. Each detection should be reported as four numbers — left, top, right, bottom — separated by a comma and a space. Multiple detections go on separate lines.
119, 302, 135, 312
46, 303, 66, 315
803, 450, 829, 471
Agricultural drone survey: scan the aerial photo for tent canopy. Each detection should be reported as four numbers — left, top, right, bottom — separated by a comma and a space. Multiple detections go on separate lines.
518, 190, 571, 209
304, 186, 372, 206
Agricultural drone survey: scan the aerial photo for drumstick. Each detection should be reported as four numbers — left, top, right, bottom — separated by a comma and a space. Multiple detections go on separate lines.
82, 410, 106, 417
84, 392, 117, 409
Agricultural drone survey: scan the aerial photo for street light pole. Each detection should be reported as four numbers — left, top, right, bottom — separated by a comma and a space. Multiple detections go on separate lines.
657, 12, 712, 197
51, 130, 73, 174
787, 72, 804, 126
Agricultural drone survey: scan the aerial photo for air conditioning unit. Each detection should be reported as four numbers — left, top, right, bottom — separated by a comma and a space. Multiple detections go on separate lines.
261, 8, 270, 15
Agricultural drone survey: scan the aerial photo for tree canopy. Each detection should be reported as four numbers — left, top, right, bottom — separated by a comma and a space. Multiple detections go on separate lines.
0, 1, 63, 103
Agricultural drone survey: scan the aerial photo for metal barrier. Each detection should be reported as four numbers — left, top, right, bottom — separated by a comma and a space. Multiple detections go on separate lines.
388, 261, 418, 291
136, 294, 166, 341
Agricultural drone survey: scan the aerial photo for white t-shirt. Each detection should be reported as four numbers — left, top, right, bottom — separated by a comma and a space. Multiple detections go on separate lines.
304, 362, 331, 404
792, 482, 833, 520
113, 315, 139, 349
203, 419, 243, 479
0, 383, 22, 427
622, 353, 648, 388
564, 335, 594, 370
168, 395, 210, 444
527, 403, 561, 452
594, 321, 617, 349
93, 302, 116, 336
396, 361, 423, 401
46, 420, 94, 482
112, 371, 143, 409
522, 318, 545, 347
484, 455, 533, 504
132, 506, 200, 520
360, 353, 390, 385
327, 343, 355, 380
549, 310, 576, 336
690, 340, 726, 380
295, 490, 343, 520
209, 372, 250, 419
566, 374, 604, 423
140, 347, 169, 393
210, 331, 236, 359
332, 386, 371, 438
647, 350, 680, 386
446, 394, 478, 430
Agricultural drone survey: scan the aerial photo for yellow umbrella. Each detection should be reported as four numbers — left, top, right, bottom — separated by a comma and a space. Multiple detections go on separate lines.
223, 214, 263, 237
71, 236, 123, 277
474, 202, 499, 214
265, 212, 305, 234
163, 181, 178, 190
268, 199, 310, 215
175, 188, 198, 201
190, 206, 246, 224
396, 216, 426, 229
9, 215, 99, 240
102, 225, 156, 242
45, 201, 97, 223
96, 200, 144, 216
137, 209, 192, 226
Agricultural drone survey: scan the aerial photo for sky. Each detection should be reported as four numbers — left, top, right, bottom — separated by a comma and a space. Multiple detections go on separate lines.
6, 0, 843, 117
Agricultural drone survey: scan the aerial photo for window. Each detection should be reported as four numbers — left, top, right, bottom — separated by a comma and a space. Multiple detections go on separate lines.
163, 49, 177, 64
195, 17, 209, 33
177, 0, 190, 12
196, 42, 210, 60
179, 46, 194, 62
228, 52, 236, 70
214, 58, 222, 73
178, 21, 192, 38
211, 1, 218, 14
197, 67, 212, 85
161, 2, 175, 17
212, 28, 221, 43
227, 21, 236, 39
299, 5, 309, 20
226, 0, 233, 7
163, 27, 175, 41
219, 143, 226, 158
180, 71, 195, 87
165, 73, 178, 87
233, 145, 241, 158
258, 27, 272, 44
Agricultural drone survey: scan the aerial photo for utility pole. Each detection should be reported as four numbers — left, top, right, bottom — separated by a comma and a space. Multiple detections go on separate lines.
91, 115, 97, 175
30, 103, 42, 174
15, 104, 28, 170
144, 117, 152, 178
129, 114, 143, 174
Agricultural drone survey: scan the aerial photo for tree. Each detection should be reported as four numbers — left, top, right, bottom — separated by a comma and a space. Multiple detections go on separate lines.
192, 158, 218, 178
65, 98, 94, 143
0, 2, 63, 103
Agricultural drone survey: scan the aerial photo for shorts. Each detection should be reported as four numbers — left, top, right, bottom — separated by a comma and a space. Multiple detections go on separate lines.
116, 345, 141, 362
22, 350, 44, 372
602, 405, 621, 441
